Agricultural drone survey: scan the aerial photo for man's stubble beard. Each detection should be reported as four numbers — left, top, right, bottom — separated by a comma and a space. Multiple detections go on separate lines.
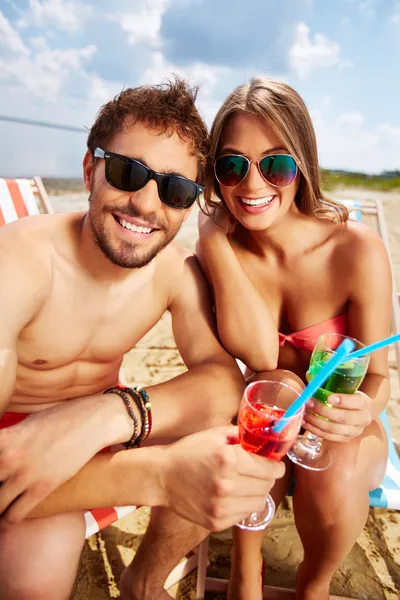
88, 191, 183, 269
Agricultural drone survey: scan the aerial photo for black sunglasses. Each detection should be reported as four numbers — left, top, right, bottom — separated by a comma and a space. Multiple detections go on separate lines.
94, 147, 204, 210
214, 154, 298, 188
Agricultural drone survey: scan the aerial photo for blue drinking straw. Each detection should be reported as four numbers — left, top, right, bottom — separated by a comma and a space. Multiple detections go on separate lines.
272, 338, 355, 434
348, 333, 400, 359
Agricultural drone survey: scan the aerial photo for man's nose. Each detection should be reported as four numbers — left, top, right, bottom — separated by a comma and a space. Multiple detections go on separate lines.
128, 179, 161, 215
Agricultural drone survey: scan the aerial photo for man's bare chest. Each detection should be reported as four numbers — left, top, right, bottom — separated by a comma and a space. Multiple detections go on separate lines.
16, 278, 168, 369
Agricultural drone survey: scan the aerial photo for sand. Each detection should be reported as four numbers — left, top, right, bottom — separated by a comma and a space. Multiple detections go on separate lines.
48, 189, 400, 599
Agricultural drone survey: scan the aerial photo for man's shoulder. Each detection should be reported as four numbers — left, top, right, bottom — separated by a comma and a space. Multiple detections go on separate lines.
0, 212, 78, 272
156, 240, 196, 272
155, 241, 205, 295
0, 211, 80, 240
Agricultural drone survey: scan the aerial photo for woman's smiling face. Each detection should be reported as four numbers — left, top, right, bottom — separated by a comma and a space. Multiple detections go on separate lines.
217, 112, 300, 231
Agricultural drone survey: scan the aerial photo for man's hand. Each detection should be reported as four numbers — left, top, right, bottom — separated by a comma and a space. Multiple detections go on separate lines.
160, 425, 285, 531
303, 391, 373, 442
0, 397, 118, 522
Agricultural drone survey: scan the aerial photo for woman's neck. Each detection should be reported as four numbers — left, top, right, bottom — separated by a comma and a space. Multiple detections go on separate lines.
237, 205, 326, 262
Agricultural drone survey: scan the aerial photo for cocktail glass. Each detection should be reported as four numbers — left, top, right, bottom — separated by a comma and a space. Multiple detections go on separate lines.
237, 379, 303, 531
287, 333, 370, 471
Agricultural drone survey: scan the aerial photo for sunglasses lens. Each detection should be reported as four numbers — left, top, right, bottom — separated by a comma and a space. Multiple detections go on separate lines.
215, 155, 249, 187
107, 156, 148, 191
161, 177, 197, 209
259, 155, 297, 187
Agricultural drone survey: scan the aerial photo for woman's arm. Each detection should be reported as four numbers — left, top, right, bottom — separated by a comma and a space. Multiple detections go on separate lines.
303, 225, 392, 441
347, 227, 392, 419
197, 210, 279, 372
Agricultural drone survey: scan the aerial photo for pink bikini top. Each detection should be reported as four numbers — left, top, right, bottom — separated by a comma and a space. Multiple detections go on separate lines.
278, 313, 348, 352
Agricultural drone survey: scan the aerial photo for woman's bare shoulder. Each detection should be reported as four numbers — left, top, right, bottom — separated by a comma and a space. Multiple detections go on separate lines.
334, 218, 389, 271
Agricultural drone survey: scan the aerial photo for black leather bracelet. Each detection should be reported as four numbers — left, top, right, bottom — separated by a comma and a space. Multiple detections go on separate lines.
104, 386, 140, 449
124, 387, 149, 446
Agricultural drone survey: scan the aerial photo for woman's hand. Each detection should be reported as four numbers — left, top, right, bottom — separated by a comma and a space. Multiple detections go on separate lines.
198, 205, 237, 239
303, 391, 373, 442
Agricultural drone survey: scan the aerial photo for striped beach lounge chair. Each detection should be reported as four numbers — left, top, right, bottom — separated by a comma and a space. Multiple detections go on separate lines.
0, 177, 196, 589
342, 198, 400, 511
195, 197, 400, 600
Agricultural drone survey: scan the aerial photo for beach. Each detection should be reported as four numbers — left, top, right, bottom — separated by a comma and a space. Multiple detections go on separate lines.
48, 189, 400, 600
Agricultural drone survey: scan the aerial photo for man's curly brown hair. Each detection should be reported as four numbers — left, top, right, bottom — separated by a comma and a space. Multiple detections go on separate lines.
87, 77, 209, 183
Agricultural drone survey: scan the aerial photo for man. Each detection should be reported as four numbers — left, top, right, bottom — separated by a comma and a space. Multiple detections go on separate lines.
0, 79, 284, 600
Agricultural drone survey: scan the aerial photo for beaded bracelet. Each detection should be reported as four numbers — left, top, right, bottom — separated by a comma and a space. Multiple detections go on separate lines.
104, 386, 140, 449
123, 387, 149, 446
134, 387, 153, 441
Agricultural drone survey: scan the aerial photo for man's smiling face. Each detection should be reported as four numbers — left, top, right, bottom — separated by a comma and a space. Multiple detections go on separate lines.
85, 118, 198, 269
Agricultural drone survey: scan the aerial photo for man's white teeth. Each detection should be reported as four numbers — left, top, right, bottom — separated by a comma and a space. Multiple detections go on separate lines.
241, 196, 275, 206
120, 218, 152, 233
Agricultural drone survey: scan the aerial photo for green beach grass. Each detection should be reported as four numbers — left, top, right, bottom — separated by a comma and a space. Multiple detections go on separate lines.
321, 169, 400, 192
42, 169, 400, 196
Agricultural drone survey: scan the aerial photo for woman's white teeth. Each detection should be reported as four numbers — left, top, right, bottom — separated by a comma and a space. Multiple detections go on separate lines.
241, 196, 275, 206
120, 218, 152, 233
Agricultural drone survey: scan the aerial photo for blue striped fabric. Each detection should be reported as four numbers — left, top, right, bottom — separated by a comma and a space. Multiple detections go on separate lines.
341, 200, 400, 509
369, 410, 400, 509
341, 199, 362, 221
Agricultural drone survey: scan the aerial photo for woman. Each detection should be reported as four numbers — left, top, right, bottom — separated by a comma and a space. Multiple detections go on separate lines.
197, 77, 391, 600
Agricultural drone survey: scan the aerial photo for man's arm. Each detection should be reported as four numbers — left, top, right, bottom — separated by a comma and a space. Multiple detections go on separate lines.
26, 426, 285, 532
0, 244, 244, 519
139, 251, 245, 445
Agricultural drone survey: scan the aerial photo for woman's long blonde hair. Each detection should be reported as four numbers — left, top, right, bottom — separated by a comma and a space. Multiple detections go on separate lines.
204, 77, 348, 222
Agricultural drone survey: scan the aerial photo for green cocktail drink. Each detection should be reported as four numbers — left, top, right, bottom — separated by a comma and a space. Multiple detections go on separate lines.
287, 333, 370, 471
309, 350, 369, 404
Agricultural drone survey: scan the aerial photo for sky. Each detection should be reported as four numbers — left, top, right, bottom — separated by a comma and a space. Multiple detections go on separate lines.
0, 0, 399, 177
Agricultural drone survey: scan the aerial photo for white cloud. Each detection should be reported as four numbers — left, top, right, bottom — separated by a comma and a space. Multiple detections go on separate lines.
0, 19, 96, 100
337, 111, 365, 127
85, 73, 124, 115
141, 51, 230, 93
107, 0, 169, 47
30, 35, 48, 49
0, 10, 29, 55
139, 50, 232, 125
17, 0, 92, 33
341, 16, 351, 28
358, 0, 378, 18
389, 1, 400, 24
289, 22, 351, 79
312, 108, 400, 173
3, 0, 24, 16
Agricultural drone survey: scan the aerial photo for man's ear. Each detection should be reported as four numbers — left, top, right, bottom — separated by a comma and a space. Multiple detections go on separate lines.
83, 151, 95, 192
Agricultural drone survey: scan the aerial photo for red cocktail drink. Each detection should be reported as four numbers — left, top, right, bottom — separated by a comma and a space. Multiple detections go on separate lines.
236, 380, 303, 531
239, 404, 300, 460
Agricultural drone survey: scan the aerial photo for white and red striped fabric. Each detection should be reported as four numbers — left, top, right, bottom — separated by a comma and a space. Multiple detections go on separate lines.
84, 505, 138, 538
84, 503, 200, 589
0, 178, 40, 226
